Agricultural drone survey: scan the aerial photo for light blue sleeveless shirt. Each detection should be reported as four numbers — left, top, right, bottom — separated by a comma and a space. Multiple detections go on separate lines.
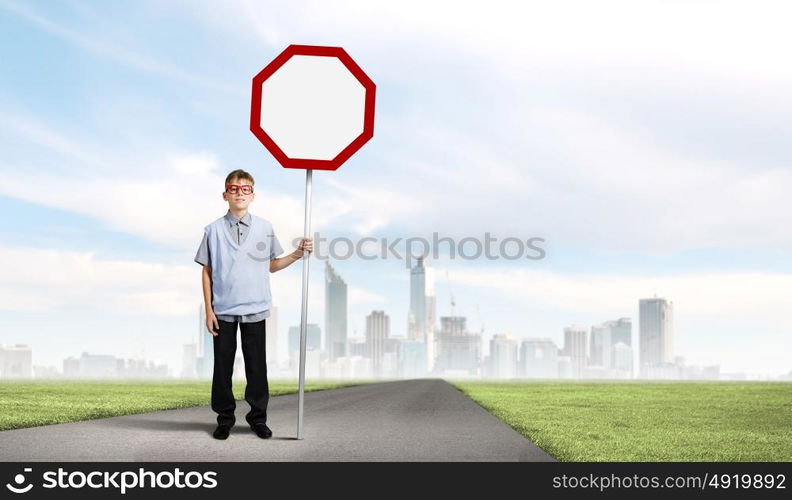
204, 214, 278, 316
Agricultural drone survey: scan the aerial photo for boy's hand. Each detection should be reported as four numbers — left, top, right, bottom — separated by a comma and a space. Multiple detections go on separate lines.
296, 237, 313, 256
206, 311, 220, 337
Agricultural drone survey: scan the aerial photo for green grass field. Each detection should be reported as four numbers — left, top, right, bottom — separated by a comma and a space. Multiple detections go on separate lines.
4, 378, 790, 461
0, 379, 368, 431
450, 380, 792, 461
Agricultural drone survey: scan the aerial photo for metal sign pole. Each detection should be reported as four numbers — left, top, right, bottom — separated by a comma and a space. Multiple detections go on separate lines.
297, 168, 312, 440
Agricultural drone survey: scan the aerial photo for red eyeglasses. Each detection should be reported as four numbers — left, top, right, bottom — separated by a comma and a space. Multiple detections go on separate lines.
225, 184, 254, 195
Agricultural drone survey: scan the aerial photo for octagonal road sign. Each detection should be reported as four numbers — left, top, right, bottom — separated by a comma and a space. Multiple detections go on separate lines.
248, 45, 376, 441
250, 44, 376, 170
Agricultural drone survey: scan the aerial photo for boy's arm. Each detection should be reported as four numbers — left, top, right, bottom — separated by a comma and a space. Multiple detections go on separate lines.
194, 229, 218, 335
201, 266, 219, 336
270, 238, 312, 273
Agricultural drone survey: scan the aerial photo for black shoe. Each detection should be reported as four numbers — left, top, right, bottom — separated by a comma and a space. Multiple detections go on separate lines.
250, 423, 272, 439
213, 424, 232, 440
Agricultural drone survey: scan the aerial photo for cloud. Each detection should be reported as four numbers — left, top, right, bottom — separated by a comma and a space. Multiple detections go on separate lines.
177, 0, 792, 82
348, 285, 386, 304
0, 152, 223, 248
0, 107, 424, 250
0, 244, 196, 315
431, 264, 792, 375
444, 266, 792, 329
146, 0, 792, 255
0, 242, 331, 320
0, 113, 112, 173
0, 114, 312, 252
0, 0, 241, 94
6, 1, 792, 255
321, 176, 427, 235
2, 0, 791, 377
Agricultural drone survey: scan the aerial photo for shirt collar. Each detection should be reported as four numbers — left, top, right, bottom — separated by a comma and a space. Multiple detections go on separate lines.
225, 210, 251, 226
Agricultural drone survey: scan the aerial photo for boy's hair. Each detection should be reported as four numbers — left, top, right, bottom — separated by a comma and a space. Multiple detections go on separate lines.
225, 169, 255, 185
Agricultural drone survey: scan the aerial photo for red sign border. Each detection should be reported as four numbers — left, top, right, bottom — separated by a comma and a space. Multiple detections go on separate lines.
250, 44, 376, 171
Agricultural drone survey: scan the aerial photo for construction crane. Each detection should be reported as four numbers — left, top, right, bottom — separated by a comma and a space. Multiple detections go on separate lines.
475, 303, 485, 336
445, 269, 456, 319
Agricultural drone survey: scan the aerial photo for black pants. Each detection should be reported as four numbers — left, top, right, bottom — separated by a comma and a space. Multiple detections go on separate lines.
211, 318, 269, 427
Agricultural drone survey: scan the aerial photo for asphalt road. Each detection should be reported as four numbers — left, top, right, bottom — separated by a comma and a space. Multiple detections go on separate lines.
0, 378, 555, 462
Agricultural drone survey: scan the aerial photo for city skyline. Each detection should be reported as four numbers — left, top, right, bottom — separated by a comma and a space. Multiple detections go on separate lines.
4, 258, 789, 381
2, 1, 792, 379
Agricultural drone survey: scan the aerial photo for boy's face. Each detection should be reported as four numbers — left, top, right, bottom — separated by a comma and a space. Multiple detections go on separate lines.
223, 177, 255, 210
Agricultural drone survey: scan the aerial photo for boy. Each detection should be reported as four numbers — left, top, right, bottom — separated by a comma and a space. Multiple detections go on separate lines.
194, 169, 312, 440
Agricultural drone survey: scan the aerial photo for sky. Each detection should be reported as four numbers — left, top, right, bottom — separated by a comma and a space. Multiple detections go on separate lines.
0, 0, 791, 377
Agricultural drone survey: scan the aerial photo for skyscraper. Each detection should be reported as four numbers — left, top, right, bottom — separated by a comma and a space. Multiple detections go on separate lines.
63, 357, 80, 378
80, 352, 117, 378
266, 306, 279, 365
612, 342, 634, 377
366, 310, 390, 377
609, 317, 632, 348
563, 325, 587, 378
399, 340, 428, 378
435, 316, 480, 375
589, 324, 610, 368
288, 324, 321, 361
199, 303, 214, 378
589, 318, 632, 371
181, 343, 197, 378
325, 261, 348, 362
408, 257, 436, 370
519, 338, 559, 378
639, 297, 674, 377
489, 334, 519, 379
0, 344, 32, 379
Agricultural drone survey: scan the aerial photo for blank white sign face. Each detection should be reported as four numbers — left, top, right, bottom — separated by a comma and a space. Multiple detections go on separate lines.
259, 55, 366, 160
